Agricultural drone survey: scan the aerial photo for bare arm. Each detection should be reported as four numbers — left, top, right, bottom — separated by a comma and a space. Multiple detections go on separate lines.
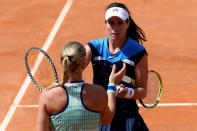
132, 54, 148, 100
116, 54, 148, 100
36, 92, 51, 131
84, 45, 92, 68
100, 63, 126, 125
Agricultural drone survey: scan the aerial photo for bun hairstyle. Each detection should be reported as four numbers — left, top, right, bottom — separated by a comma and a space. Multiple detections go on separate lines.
105, 2, 147, 44
46, 41, 86, 89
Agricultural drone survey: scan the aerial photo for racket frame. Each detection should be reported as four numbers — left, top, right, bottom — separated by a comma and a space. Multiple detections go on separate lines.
139, 70, 163, 109
24, 47, 59, 92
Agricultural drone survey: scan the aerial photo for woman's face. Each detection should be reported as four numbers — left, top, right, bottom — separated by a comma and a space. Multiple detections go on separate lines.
106, 16, 129, 42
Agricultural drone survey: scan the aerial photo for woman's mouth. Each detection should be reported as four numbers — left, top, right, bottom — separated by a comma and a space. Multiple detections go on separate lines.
111, 33, 119, 37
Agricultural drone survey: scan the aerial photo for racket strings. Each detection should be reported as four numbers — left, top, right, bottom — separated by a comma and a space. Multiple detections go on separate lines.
142, 72, 161, 105
26, 50, 58, 90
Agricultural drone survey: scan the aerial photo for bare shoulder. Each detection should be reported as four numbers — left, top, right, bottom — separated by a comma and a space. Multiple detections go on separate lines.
82, 83, 107, 112
39, 87, 66, 106
39, 87, 67, 114
85, 83, 107, 97
84, 83, 107, 100
41, 87, 64, 98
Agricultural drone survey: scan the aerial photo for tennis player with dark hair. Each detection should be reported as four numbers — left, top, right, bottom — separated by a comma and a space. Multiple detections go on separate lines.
84, 2, 149, 131
36, 41, 126, 131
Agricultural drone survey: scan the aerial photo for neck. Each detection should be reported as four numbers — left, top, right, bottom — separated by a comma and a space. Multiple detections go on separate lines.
108, 37, 127, 54
68, 72, 83, 82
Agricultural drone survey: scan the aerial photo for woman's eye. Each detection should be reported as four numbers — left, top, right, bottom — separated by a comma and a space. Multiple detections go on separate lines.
108, 21, 114, 25
118, 21, 123, 25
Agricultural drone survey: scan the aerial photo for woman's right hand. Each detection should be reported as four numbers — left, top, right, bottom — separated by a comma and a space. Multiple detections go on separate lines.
109, 63, 126, 85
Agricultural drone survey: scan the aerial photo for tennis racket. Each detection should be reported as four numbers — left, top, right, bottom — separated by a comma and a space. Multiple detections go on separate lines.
24, 47, 59, 92
139, 70, 163, 108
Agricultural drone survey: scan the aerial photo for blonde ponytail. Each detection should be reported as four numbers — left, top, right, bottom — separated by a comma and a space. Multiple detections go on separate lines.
46, 41, 86, 90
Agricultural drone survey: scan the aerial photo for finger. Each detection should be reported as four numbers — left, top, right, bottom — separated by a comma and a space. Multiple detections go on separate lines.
119, 84, 125, 88
111, 64, 116, 74
116, 63, 126, 76
121, 63, 126, 73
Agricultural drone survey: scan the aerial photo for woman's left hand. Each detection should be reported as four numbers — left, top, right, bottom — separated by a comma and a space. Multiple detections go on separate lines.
116, 84, 127, 98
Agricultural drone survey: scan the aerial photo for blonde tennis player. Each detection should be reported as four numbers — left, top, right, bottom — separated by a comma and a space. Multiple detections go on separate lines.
36, 41, 126, 131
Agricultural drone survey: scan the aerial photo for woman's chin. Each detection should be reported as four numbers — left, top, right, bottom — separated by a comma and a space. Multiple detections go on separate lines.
109, 35, 120, 41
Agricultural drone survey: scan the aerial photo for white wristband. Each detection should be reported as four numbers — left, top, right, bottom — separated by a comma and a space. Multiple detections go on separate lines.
116, 86, 135, 99
125, 87, 135, 99
115, 86, 121, 94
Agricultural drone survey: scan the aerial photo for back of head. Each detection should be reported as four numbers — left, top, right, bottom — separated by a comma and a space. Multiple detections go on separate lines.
60, 41, 86, 83
46, 41, 86, 89
60, 41, 86, 74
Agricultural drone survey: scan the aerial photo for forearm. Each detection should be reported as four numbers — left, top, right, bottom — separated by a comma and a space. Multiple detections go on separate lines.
131, 86, 147, 100
84, 45, 92, 68
107, 92, 116, 118
100, 84, 116, 125
119, 85, 146, 100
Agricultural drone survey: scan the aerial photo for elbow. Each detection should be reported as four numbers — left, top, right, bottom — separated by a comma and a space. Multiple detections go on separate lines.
100, 112, 115, 126
101, 121, 111, 126
137, 87, 147, 99
141, 88, 147, 99
100, 116, 113, 126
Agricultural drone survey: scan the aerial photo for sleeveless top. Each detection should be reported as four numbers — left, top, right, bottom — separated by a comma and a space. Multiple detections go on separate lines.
50, 81, 100, 131
88, 37, 147, 118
